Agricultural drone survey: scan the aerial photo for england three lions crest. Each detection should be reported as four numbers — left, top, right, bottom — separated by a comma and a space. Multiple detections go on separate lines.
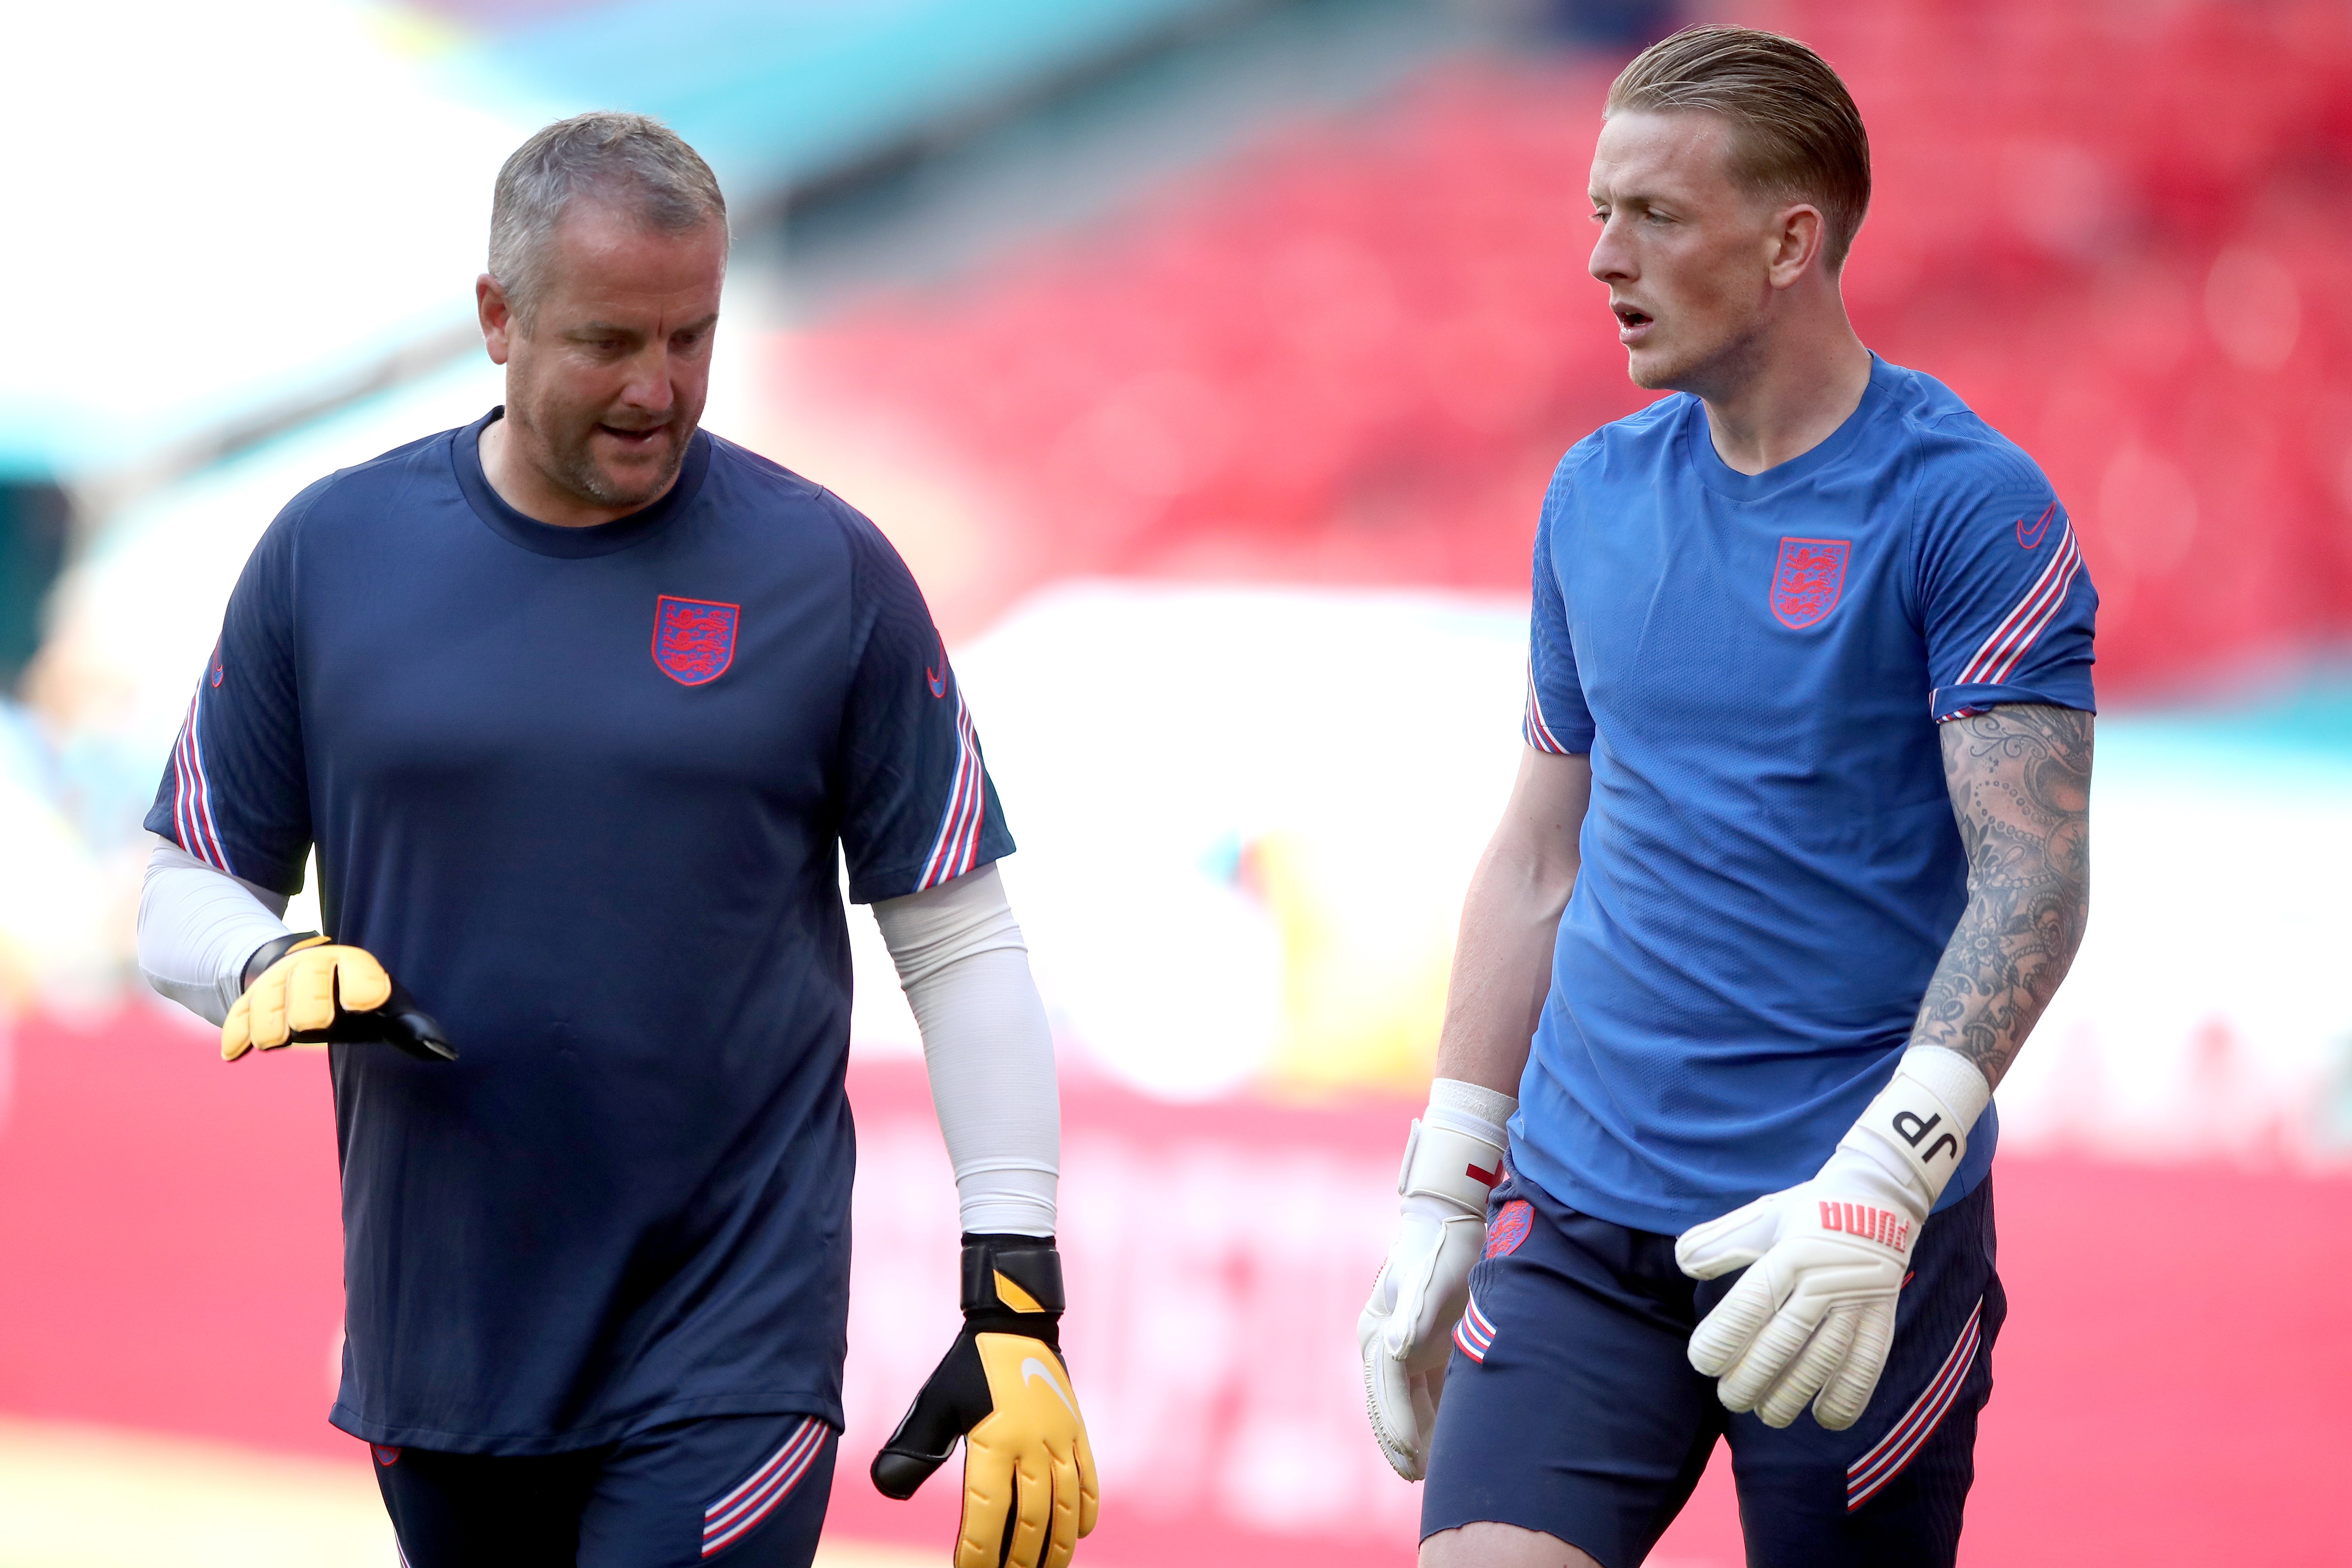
653, 595, 740, 686
1770, 537, 1851, 630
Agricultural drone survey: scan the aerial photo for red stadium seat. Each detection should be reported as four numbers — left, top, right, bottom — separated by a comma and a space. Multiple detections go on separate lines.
787, 1, 2352, 694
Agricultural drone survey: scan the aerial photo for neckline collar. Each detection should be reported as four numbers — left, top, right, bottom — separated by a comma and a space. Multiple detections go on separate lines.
1683, 353, 1893, 502
451, 407, 711, 558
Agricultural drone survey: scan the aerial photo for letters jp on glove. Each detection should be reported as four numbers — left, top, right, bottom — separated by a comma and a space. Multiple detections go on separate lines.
1675, 1048, 1987, 1431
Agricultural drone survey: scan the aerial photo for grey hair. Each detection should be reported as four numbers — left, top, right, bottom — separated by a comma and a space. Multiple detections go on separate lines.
488, 112, 729, 325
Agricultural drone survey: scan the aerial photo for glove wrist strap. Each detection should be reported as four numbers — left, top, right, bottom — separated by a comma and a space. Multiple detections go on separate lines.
1843, 1047, 1991, 1207
240, 931, 324, 992
959, 1236, 1065, 1317
1397, 1118, 1507, 1216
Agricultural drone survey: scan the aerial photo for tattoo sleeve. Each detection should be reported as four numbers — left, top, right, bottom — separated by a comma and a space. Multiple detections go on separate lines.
1908, 703, 2093, 1089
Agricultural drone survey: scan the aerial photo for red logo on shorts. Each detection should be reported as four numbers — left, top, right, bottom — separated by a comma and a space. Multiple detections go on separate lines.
652, 596, 741, 686
1770, 538, 1851, 630
372, 1444, 402, 1467
1484, 1199, 1533, 1259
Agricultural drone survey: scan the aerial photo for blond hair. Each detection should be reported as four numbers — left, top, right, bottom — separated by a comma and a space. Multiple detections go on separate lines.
1607, 25, 1870, 270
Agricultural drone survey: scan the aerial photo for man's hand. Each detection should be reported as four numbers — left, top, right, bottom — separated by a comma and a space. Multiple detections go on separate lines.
1677, 1047, 1988, 1430
222, 933, 456, 1063
873, 1236, 1097, 1568
1358, 1082, 1511, 1479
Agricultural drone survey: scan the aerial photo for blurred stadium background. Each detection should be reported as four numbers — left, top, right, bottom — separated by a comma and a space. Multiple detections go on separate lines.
4, 0, 2351, 1562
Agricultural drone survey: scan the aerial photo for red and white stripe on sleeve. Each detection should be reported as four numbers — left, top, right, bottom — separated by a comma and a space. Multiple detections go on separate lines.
917, 688, 986, 891
1522, 669, 1573, 756
166, 683, 236, 876
1953, 516, 2085, 690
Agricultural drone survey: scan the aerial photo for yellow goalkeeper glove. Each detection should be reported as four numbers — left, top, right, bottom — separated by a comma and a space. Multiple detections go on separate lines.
222, 933, 456, 1063
872, 1236, 1099, 1568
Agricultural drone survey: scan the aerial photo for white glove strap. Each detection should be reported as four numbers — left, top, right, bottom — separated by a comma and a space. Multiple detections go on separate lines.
1397, 1078, 1513, 1217
1840, 1046, 1991, 1208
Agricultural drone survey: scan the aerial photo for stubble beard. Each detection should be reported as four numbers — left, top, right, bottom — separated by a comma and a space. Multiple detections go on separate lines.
1630, 311, 1769, 400
529, 407, 694, 514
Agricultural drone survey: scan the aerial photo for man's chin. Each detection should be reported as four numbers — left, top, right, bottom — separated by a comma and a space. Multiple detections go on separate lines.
1624, 345, 1684, 392
569, 445, 686, 513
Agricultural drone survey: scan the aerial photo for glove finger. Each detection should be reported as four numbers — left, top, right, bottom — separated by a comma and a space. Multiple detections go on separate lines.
1072, 1420, 1099, 1539
1757, 1306, 1855, 1429
248, 963, 293, 1050
1002, 1442, 1051, 1568
954, 1442, 1015, 1568
1361, 1322, 1424, 1480
1042, 1448, 1081, 1568
1715, 1286, 1828, 1415
1813, 1299, 1896, 1431
1380, 1225, 1445, 1360
1357, 1262, 1397, 1356
332, 947, 393, 1014
1409, 1362, 1445, 1440
1675, 1193, 1784, 1281
221, 993, 255, 1062
1687, 1260, 1781, 1377
285, 950, 340, 1035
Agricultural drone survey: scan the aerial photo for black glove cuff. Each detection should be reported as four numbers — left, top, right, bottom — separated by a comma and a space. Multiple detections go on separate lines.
241, 931, 322, 992
959, 1234, 1066, 1317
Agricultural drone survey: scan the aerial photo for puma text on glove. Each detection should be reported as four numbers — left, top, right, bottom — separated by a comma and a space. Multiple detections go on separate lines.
873, 1235, 1098, 1568
221, 933, 456, 1063
1358, 1077, 1514, 1481
1676, 1047, 1990, 1430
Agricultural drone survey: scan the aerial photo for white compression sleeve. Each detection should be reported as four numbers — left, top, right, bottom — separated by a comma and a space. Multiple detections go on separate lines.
871, 863, 1059, 1237
137, 835, 294, 1026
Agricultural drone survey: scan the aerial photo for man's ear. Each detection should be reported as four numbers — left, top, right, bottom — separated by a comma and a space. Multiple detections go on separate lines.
477, 273, 516, 366
1764, 204, 1828, 291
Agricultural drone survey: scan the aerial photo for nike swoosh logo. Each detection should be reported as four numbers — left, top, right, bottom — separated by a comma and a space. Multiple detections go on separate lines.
2017, 502, 2056, 551
1021, 1356, 1079, 1420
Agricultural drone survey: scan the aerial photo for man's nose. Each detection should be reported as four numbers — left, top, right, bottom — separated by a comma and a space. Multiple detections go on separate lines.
620, 345, 678, 411
1589, 217, 1634, 283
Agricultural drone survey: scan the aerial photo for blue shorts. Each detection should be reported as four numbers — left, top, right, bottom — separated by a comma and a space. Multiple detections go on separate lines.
1422, 1165, 2002, 1568
374, 1414, 836, 1567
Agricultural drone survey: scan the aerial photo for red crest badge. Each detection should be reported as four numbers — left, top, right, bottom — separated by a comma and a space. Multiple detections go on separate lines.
652, 595, 740, 686
1483, 1198, 1533, 1259
1770, 538, 1851, 630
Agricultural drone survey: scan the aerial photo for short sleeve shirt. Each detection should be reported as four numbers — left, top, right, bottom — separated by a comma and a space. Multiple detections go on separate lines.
1514, 358, 2095, 1234
147, 410, 1012, 1450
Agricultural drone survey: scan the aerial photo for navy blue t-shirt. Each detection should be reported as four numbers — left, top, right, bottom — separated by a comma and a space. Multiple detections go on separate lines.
147, 410, 1012, 1452
1515, 358, 2095, 1235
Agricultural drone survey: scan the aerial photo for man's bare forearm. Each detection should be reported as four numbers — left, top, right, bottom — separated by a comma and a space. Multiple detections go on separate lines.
1433, 749, 1592, 1096
1908, 704, 2093, 1089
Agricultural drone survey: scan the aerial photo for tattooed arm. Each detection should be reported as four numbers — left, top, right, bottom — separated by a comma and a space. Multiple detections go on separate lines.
1908, 703, 2094, 1089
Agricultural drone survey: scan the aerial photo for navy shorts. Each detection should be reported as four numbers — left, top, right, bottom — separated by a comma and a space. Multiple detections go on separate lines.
374, 1414, 836, 1568
1422, 1166, 2002, 1568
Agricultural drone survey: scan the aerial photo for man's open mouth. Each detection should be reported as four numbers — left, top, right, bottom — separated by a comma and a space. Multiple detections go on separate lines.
1614, 304, 1653, 328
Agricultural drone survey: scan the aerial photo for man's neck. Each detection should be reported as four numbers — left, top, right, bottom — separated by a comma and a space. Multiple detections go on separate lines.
1693, 312, 1874, 477
478, 413, 672, 529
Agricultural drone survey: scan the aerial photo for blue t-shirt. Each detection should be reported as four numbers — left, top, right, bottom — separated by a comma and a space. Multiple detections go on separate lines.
147, 410, 1012, 1452
1515, 358, 2094, 1235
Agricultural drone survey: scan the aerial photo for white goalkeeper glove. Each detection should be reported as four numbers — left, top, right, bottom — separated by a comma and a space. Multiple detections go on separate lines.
1358, 1078, 1513, 1481
1676, 1047, 1990, 1430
